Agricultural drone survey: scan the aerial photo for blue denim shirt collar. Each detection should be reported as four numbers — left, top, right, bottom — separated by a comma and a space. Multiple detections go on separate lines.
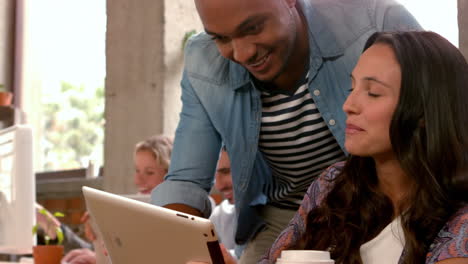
229, 62, 251, 91
300, 0, 345, 58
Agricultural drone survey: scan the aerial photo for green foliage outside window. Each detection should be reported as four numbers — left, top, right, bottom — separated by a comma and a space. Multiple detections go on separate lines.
42, 81, 104, 171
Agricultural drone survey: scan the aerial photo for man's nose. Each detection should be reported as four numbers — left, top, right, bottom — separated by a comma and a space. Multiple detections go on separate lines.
231, 38, 256, 64
215, 181, 223, 191
215, 178, 226, 191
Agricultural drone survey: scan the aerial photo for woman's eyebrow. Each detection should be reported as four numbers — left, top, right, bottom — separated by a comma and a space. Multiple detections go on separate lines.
363, 76, 392, 88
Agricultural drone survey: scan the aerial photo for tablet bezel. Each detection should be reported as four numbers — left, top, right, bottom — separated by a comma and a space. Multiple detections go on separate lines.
82, 186, 225, 264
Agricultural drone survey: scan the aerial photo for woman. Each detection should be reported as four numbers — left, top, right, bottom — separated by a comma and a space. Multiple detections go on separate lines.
260, 31, 468, 264
133, 135, 173, 194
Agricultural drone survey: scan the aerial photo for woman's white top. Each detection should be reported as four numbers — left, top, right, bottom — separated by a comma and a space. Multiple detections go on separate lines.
360, 217, 405, 264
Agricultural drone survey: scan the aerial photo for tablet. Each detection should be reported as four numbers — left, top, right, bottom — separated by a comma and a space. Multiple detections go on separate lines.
120, 193, 151, 203
82, 186, 225, 264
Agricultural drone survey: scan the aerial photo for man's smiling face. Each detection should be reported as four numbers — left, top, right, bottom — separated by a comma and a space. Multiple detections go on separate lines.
195, 0, 299, 83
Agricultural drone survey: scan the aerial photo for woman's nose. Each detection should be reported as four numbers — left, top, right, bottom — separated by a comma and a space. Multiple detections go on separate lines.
134, 173, 143, 185
343, 91, 359, 115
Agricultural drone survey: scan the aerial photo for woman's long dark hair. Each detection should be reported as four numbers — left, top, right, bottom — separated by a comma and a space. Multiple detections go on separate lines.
297, 31, 468, 264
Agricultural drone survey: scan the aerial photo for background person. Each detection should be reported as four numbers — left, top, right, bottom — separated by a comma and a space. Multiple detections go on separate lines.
61, 248, 96, 264
151, 0, 421, 263
260, 31, 468, 264
62, 135, 173, 264
209, 147, 241, 259
133, 135, 173, 195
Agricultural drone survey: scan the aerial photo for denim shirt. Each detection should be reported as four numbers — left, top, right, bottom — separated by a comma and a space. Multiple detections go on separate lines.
151, 0, 421, 244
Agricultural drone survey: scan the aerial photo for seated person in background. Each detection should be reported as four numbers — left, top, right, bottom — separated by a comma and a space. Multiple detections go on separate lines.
61, 134, 174, 264
60, 248, 95, 264
260, 31, 468, 264
133, 134, 174, 195
209, 147, 241, 259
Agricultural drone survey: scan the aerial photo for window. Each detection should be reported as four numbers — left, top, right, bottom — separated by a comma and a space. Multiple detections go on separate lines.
397, 0, 458, 46
28, 1, 106, 173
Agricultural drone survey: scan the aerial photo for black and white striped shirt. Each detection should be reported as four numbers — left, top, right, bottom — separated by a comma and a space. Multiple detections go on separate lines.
258, 76, 345, 209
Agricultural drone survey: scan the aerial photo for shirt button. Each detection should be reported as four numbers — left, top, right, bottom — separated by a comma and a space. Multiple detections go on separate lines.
240, 182, 246, 189
329, 119, 336, 126
313, 89, 320, 96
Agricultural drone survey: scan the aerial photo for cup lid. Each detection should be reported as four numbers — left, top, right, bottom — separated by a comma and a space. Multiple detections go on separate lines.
276, 260, 335, 264
280, 250, 331, 261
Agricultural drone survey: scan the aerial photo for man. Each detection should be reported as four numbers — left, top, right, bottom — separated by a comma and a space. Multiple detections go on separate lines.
210, 148, 239, 258
151, 0, 421, 263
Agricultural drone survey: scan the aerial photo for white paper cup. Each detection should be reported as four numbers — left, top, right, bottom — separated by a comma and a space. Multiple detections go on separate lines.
276, 250, 334, 264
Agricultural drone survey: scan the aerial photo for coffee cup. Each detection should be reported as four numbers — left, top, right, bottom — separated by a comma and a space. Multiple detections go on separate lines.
276, 250, 334, 264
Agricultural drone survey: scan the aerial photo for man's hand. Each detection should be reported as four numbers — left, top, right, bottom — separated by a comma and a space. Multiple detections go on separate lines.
220, 244, 237, 264
61, 248, 96, 264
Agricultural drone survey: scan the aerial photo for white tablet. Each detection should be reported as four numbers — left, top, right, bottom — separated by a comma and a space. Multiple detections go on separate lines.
82, 186, 225, 264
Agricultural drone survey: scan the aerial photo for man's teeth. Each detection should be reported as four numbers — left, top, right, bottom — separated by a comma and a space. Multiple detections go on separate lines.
250, 55, 268, 67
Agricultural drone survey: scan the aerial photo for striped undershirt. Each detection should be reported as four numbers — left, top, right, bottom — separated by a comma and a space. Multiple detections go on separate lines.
258, 76, 345, 209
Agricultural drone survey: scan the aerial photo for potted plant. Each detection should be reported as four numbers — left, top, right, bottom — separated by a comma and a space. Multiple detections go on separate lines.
0, 84, 12, 106
32, 208, 65, 264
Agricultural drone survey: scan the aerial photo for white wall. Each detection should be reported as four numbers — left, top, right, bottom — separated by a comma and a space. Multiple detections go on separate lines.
460, 0, 468, 58
397, 0, 458, 46
163, 1, 203, 135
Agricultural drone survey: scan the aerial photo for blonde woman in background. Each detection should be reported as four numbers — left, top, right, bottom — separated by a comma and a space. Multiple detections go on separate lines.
133, 135, 173, 195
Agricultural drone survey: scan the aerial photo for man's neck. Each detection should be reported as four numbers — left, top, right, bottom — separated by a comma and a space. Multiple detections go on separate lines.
272, 4, 310, 91
252, 65, 308, 96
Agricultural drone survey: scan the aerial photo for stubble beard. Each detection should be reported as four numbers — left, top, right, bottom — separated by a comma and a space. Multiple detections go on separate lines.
267, 10, 299, 85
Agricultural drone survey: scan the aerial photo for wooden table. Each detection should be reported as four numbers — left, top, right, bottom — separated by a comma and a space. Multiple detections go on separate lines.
0, 247, 32, 263
0, 247, 31, 255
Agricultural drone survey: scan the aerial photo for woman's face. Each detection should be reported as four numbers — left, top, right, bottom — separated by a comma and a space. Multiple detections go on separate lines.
133, 150, 167, 194
343, 43, 401, 160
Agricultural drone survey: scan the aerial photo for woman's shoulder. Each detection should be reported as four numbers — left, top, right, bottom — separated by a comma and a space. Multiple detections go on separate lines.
304, 161, 346, 208
316, 161, 346, 190
447, 204, 468, 223
426, 204, 468, 263
441, 204, 468, 238
322, 161, 346, 180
